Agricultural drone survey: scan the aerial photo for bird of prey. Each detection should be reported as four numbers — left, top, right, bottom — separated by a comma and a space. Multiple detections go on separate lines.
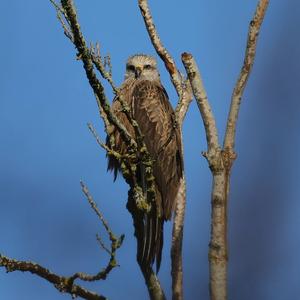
107, 54, 183, 272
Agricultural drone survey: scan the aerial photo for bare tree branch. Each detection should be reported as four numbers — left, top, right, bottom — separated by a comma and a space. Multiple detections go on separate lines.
181, 52, 227, 300
224, 0, 269, 151
96, 234, 112, 256
87, 123, 110, 150
140, 267, 166, 300
80, 181, 123, 247
91, 43, 118, 94
170, 175, 186, 300
0, 255, 106, 300
181, 53, 220, 156
50, 0, 74, 41
182, 1, 269, 300
0, 182, 124, 300
87, 123, 123, 160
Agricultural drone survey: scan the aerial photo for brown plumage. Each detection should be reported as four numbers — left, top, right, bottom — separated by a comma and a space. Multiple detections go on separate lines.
107, 54, 183, 272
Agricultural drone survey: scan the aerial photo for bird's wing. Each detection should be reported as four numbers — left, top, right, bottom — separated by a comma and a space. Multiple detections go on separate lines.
106, 80, 136, 180
132, 80, 183, 220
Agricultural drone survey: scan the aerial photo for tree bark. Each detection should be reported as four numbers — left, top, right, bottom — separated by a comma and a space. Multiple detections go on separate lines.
171, 176, 186, 300
141, 266, 166, 300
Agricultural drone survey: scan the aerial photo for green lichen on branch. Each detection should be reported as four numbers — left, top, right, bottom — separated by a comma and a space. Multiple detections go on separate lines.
0, 255, 107, 300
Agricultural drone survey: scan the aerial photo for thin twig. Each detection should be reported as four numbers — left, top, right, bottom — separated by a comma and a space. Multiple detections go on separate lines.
96, 234, 112, 256
91, 43, 118, 93
104, 54, 113, 78
80, 181, 118, 243
224, 0, 269, 151
87, 123, 127, 160
50, 0, 71, 25
50, 0, 73, 41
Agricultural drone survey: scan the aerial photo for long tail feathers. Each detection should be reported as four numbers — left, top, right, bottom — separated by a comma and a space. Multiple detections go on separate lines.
155, 216, 164, 272
137, 212, 164, 272
134, 163, 164, 272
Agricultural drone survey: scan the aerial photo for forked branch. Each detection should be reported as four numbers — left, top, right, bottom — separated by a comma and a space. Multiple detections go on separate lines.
182, 1, 269, 300
0, 183, 124, 300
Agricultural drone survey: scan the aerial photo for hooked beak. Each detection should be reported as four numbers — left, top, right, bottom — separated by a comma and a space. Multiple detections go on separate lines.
135, 67, 142, 78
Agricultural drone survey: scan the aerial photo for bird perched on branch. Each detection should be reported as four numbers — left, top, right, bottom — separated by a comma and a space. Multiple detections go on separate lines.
107, 54, 183, 272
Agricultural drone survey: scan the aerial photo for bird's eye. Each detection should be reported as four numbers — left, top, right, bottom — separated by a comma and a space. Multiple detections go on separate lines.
126, 65, 135, 72
144, 64, 152, 70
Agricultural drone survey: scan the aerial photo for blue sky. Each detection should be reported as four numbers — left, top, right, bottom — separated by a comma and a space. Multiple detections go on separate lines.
1, 1, 300, 299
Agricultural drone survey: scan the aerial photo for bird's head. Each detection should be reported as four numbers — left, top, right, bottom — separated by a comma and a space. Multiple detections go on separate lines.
125, 54, 160, 81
